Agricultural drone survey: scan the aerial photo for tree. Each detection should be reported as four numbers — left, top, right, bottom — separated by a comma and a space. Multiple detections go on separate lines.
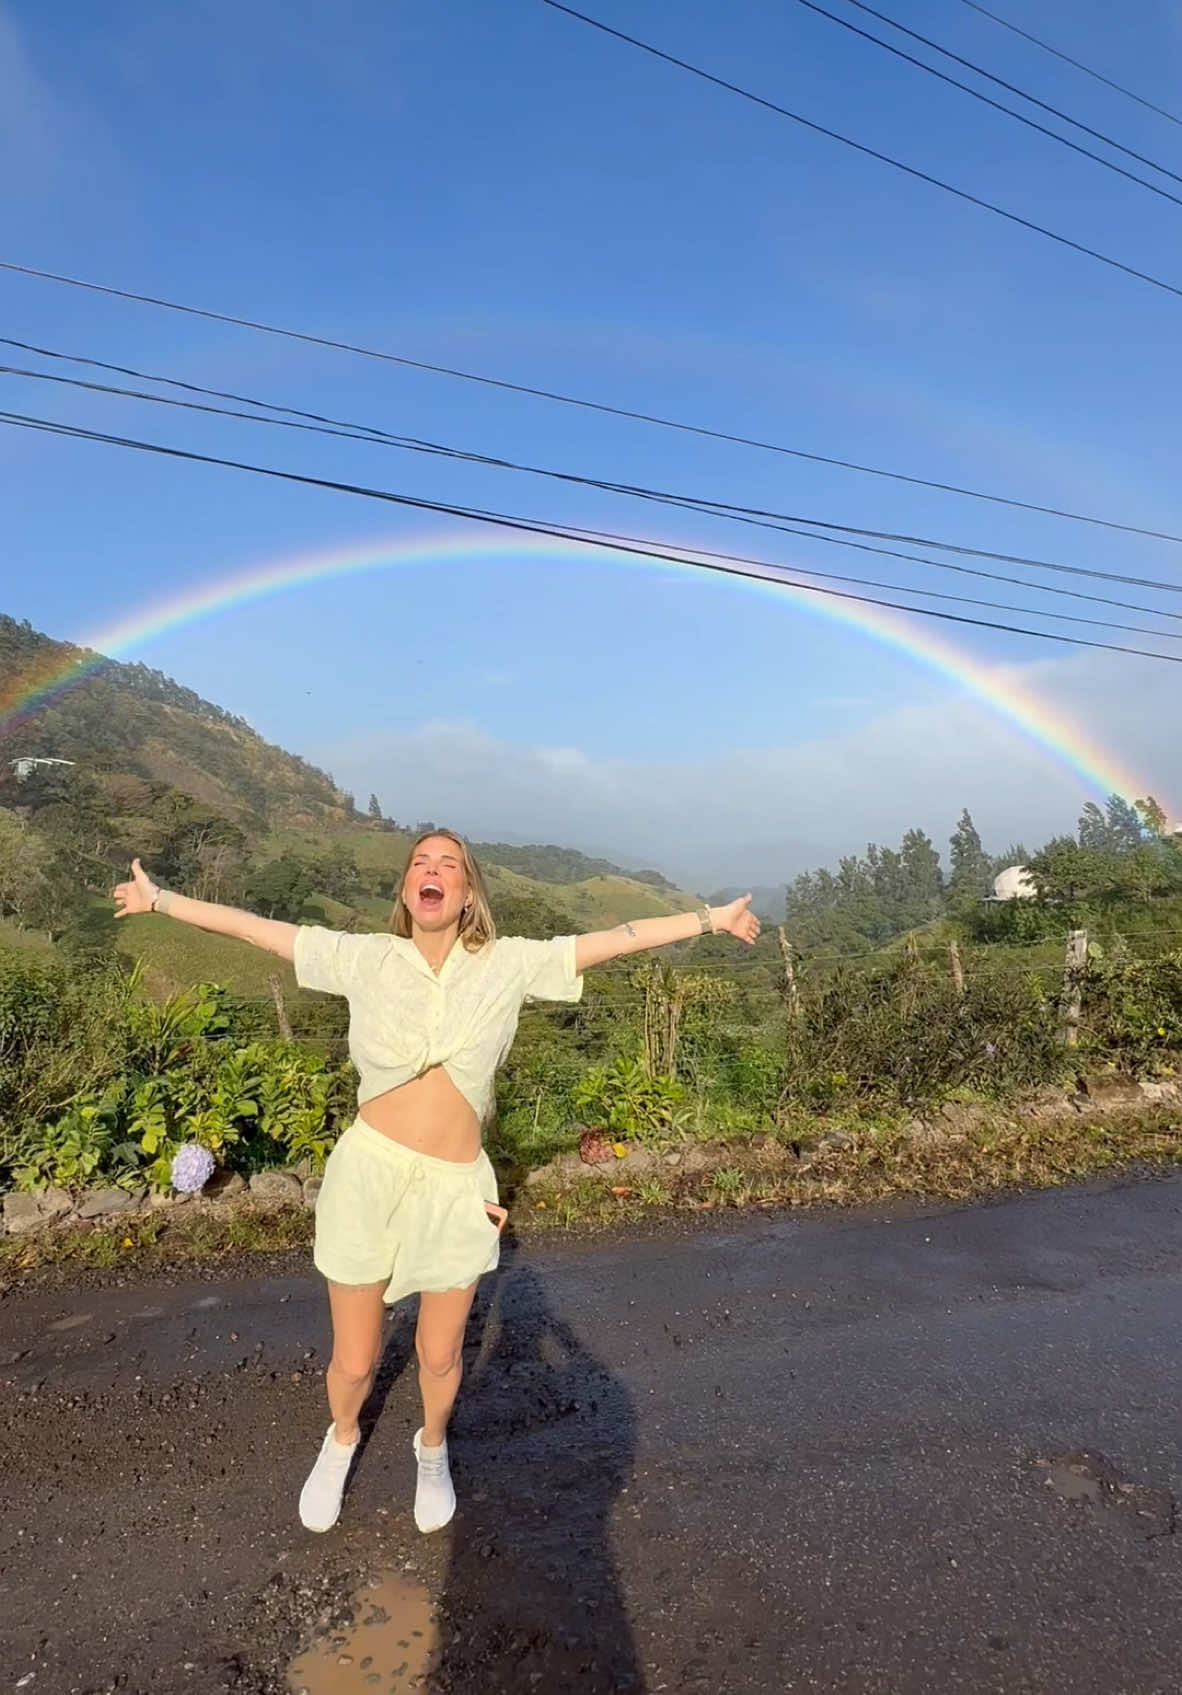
1135, 796, 1168, 838
1027, 836, 1105, 903
157, 814, 249, 904
990, 842, 1030, 875
949, 809, 989, 898
900, 828, 943, 907
368, 793, 383, 821
1105, 794, 1143, 853
0, 811, 80, 941
246, 854, 318, 923
1077, 802, 1109, 852
309, 848, 361, 903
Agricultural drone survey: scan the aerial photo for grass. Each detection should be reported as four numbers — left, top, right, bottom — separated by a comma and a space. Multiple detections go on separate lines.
0, 918, 55, 955
112, 913, 302, 999
3, 1111, 1179, 1281
523, 1110, 1182, 1228
0, 1203, 313, 1282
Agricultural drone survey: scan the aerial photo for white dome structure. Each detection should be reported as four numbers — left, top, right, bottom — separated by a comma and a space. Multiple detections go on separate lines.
989, 865, 1037, 902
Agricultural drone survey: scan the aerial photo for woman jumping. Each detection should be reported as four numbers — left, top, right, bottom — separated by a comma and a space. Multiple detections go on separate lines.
113, 831, 759, 1534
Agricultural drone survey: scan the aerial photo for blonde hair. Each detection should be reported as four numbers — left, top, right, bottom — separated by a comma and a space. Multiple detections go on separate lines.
390, 828, 496, 952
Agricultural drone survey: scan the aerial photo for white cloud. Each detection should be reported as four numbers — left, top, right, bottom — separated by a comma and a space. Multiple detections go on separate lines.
0, 6, 55, 168
308, 649, 1181, 889
0, 5, 118, 207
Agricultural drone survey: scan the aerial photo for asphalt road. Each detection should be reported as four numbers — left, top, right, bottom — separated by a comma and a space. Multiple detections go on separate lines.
1, 1174, 1180, 1695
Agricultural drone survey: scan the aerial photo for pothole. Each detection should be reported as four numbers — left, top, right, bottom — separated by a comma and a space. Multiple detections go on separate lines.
1040, 1457, 1104, 1504
1036, 1450, 1176, 1540
289, 1570, 438, 1694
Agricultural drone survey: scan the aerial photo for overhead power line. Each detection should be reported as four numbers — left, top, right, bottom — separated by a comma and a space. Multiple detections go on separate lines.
4, 259, 1182, 547
7, 354, 1179, 642
794, 0, 1182, 210
539, 2, 1182, 304
8, 343, 1181, 629
835, 0, 1182, 187
7, 340, 1182, 606
3, 403, 1181, 666
959, 0, 1182, 132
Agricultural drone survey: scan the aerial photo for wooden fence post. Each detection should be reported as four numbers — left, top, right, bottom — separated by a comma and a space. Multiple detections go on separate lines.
1058, 929, 1088, 1046
269, 973, 294, 1042
949, 938, 965, 997
777, 926, 800, 1024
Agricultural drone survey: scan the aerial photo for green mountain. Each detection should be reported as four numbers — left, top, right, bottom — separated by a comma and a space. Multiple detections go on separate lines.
0, 614, 692, 996
0, 614, 352, 826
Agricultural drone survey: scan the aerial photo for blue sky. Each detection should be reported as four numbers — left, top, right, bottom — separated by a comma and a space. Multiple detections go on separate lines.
2, 0, 1181, 883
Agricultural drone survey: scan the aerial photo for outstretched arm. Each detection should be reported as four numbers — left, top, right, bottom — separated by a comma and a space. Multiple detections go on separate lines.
574, 896, 760, 973
113, 858, 297, 961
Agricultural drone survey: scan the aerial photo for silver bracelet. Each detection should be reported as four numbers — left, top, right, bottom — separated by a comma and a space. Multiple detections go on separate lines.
696, 904, 714, 935
151, 888, 176, 915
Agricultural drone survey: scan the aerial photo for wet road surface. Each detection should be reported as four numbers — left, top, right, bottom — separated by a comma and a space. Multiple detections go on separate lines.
1, 1173, 1180, 1694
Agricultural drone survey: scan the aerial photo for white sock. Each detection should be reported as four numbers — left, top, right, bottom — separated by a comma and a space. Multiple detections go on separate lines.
299, 1423, 358, 1533
413, 1428, 456, 1533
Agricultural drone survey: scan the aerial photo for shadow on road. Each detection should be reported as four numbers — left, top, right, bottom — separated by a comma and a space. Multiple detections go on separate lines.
431, 1240, 643, 1693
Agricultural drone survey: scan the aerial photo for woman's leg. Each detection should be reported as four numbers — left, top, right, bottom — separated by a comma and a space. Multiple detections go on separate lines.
326, 1279, 387, 1442
416, 1281, 478, 1445
299, 1279, 385, 1533
412, 1282, 479, 1533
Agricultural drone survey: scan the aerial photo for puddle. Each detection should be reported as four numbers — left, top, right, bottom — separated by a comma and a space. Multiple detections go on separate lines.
1040, 1458, 1104, 1504
1037, 1450, 1177, 1539
288, 1571, 437, 1694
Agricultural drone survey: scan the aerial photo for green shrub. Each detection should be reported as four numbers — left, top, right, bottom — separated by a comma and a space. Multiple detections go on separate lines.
6, 971, 355, 1192
782, 959, 1063, 1110
573, 1056, 687, 1143
0, 951, 135, 1174
1084, 949, 1182, 1070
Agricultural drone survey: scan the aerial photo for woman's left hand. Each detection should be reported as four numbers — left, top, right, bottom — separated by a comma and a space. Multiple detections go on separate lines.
714, 894, 761, 945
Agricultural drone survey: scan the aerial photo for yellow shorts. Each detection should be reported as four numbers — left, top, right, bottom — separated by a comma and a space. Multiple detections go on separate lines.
313, 1119, 501, 1304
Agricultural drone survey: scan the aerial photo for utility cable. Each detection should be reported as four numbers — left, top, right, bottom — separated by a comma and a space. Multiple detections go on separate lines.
835, 0, 1182, 186
959, 0, 1182, 133
539, 2, 1182, 305
794, 0, 1182, 210
3, 403, 1181, 665
4, 260, 1182, 545
6, 344, 1182, 609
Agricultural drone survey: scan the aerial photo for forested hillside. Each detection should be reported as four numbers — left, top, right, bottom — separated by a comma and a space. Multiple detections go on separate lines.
0, 614, 692, 992
0, 615, 352, 826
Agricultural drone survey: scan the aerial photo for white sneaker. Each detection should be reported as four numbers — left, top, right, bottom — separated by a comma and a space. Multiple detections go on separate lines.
413, 1429, 456, 1533
299, 1424, 358, 1533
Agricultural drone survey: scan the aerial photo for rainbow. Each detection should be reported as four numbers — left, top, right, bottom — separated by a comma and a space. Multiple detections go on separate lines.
0, 524, 1164, 809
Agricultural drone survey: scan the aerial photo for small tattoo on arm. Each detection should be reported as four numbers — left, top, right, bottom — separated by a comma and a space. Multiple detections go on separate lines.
618, 922, 638, 938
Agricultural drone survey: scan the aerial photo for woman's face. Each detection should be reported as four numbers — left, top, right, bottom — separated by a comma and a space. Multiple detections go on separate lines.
402, 835, 471, 933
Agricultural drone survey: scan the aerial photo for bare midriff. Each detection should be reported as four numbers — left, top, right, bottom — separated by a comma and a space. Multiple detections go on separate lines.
358, 1066, 482, 1163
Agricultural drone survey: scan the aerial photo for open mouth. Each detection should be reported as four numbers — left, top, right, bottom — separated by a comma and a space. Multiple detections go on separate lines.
417, 881, 445, 911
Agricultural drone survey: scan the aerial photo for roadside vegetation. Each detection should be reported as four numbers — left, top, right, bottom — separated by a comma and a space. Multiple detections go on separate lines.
2, 614, 1181, 1270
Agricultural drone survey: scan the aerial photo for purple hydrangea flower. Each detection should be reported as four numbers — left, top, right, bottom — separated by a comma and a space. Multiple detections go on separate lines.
171, 1143, 216, 1194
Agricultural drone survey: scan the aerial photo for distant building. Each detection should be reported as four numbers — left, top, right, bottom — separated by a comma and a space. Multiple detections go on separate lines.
988, 865, 1037, 902
9, 757, 76, 782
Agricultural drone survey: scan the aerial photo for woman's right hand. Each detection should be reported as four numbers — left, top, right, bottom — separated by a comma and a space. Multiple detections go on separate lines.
113, 858, 159, 919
